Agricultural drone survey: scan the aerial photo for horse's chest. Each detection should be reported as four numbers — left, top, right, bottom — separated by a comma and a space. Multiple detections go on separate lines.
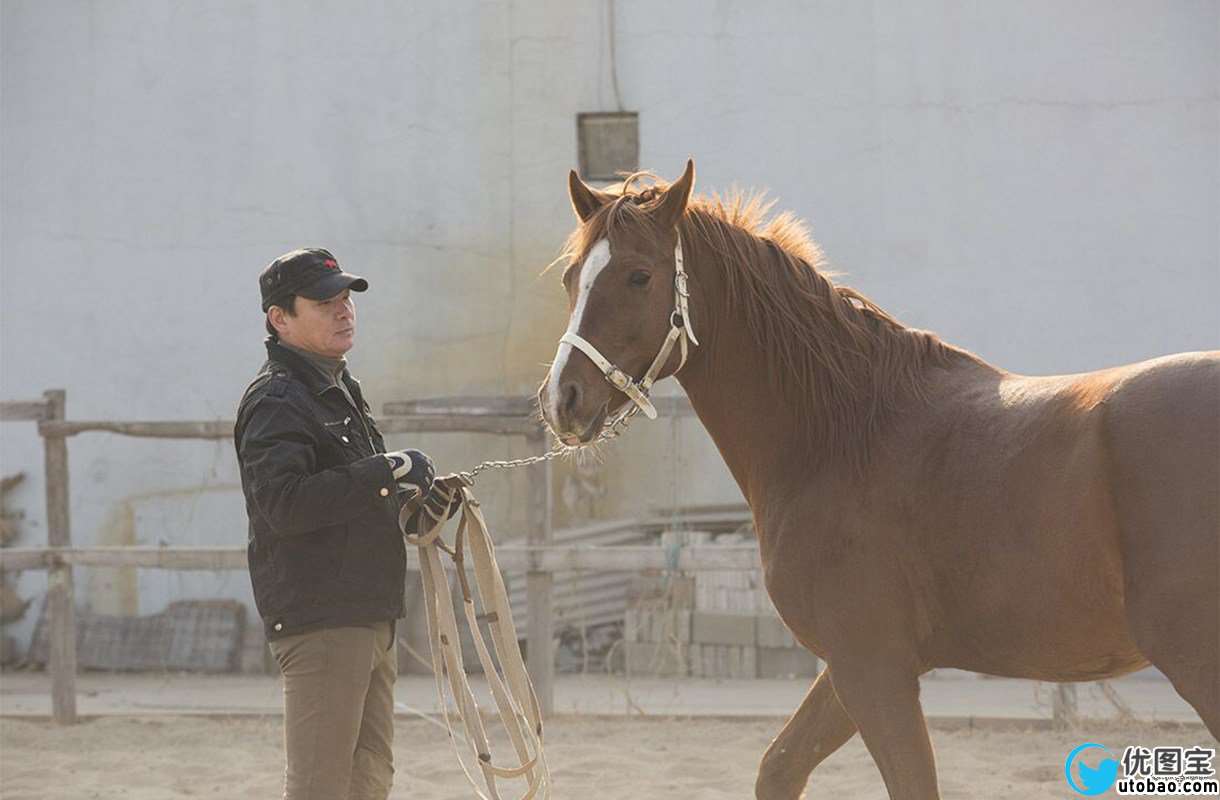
758, 534, 855, 656
759, 517, 936, 658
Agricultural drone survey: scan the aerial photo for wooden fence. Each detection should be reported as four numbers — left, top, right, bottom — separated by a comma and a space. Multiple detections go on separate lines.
0, 390, 761, 724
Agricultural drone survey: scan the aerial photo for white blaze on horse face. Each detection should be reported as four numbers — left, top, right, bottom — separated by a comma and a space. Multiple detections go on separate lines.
548, 238, 612, 426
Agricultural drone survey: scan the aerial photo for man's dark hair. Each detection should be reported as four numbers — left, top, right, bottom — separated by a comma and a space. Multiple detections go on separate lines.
265, 295, 298, 340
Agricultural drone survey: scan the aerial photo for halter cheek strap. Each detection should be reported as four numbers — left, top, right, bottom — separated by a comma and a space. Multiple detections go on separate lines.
559, 237, 697, 421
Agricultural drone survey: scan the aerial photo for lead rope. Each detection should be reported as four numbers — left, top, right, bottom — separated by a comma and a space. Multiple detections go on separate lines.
398, 408, 642, 800
402, 481, 550, 800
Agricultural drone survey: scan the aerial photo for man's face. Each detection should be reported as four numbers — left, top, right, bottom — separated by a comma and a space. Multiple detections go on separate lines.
273, 289, 357, 358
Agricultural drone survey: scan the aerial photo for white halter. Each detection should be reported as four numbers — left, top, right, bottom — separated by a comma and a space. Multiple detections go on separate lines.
559, 237, 698, 420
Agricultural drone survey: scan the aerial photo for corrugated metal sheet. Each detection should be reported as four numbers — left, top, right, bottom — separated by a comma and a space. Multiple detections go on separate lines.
505, 505, 752, 633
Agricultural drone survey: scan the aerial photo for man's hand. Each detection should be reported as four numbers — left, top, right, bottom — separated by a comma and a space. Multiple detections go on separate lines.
402, 474, 469, 536
383, 449, 434, 500
420, 476, 465, 525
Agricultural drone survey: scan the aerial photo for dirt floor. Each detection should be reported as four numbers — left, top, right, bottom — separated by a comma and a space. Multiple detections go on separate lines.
1, 714, 1214, 799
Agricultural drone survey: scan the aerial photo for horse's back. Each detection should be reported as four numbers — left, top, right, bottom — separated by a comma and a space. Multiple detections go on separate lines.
1102, 351, 1219, 655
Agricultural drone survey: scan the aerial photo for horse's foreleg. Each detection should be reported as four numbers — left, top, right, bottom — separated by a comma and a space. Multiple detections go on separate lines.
828, 655, 940, 800
755, 665, 857, 799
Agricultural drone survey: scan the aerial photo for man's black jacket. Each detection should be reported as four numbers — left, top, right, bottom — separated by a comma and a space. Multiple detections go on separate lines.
234, 338, 405, 641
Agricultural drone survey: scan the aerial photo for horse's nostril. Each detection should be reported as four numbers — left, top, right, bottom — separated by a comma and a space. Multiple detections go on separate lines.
561, 381, 581, 415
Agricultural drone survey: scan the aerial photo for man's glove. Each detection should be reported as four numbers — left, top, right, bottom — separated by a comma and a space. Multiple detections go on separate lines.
402, 474, 469, 536
384, 449, 435, 501
420, 476, 465, 525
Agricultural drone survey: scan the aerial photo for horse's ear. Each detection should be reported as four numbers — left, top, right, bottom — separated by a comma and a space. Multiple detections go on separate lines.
652, 159, 695, 231
569, 170, 614, 222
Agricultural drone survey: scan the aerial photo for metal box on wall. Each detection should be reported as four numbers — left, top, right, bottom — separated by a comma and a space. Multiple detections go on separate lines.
577, 112, 639, 182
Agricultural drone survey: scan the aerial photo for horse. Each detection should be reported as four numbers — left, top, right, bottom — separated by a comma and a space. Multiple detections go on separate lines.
536, 160, 1219, 799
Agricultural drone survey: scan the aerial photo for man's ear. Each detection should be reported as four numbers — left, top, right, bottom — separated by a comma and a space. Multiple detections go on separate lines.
267, 307, 287, 336
569, 170, 615, 222
650, 159, 695, 232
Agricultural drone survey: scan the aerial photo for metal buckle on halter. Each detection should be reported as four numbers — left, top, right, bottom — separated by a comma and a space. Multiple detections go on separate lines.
674, 271, 690, 297
606, 368, 632, 392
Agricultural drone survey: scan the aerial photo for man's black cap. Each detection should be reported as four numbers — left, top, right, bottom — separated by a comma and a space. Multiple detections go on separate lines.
259, 248, 369, 312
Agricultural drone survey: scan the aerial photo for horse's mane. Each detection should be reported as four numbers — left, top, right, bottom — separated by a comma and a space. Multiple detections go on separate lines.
562, 174, 973, 469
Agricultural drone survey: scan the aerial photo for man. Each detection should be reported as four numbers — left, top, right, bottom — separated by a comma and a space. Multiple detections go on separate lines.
234, 247, 450, 800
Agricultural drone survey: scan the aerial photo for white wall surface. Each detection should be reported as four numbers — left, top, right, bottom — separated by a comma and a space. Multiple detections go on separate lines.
2, 1, 1216, 651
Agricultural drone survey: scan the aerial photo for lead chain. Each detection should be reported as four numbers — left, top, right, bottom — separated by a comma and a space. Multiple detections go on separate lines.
457, 404, 641, 483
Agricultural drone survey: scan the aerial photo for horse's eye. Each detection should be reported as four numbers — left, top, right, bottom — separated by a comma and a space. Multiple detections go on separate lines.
629, 270, 651, 288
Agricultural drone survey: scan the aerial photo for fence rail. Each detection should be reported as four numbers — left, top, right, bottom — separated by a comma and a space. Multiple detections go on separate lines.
0, 544, 761, 574
0, 401, 51, 421
36, 415, 542, 439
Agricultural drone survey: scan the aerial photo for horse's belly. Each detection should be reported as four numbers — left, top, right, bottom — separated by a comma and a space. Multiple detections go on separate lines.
938, 602, 1148, 682
933, 523, 1148, 681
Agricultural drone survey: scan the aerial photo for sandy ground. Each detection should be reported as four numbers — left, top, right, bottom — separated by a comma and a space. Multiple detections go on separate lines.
0, 669, 1204, 721
1, 714, 1214, 800
1, 671, 1212, 798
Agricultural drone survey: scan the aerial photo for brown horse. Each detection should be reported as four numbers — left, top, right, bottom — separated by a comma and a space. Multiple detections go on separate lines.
536, 160, 1219, 799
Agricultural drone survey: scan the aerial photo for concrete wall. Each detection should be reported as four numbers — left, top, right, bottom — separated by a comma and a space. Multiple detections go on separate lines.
2, 1, 1216, 651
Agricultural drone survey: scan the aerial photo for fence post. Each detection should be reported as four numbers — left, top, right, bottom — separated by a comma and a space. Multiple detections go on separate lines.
525, 432, 554, 717
42, 389, 77, 724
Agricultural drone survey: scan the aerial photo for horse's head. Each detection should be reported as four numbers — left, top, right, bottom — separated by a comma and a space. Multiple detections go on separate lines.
538, 160, 697, 446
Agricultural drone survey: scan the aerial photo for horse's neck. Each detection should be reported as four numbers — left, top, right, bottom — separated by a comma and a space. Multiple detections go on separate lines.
675, 341, 797, 507
673, 255, 821, 506
672, 239, 978, 510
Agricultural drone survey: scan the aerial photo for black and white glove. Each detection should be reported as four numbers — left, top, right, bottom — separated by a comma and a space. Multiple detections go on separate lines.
419, 479, 463, 526
401, 474, 469, 536
383, 449, 435, 501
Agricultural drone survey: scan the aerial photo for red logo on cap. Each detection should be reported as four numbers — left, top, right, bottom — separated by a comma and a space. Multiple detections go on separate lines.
323, 259, 339, 271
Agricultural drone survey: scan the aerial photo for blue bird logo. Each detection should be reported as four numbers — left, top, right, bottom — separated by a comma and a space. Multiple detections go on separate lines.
1065, 743, 1119, 795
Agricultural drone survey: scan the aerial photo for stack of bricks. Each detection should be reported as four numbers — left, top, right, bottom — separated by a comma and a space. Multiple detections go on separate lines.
752, 606, 821, 680
689, 605, 758, 679
621, 573, 694, 677
619, 530, 821, 679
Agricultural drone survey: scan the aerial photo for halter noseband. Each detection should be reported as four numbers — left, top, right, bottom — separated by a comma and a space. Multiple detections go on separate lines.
559, 236, 698, 420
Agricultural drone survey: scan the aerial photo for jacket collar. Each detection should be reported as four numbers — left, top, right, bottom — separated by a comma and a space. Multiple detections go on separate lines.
265, 337, 364, 402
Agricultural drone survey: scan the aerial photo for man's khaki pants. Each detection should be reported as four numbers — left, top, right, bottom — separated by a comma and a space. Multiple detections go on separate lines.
269, 622, 397, 800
